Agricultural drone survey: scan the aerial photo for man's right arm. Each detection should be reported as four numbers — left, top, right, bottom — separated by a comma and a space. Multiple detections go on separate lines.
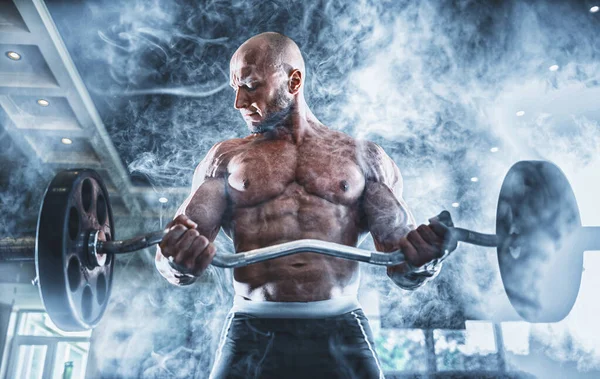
155, 142, 229, 286
359, 141, 444, 290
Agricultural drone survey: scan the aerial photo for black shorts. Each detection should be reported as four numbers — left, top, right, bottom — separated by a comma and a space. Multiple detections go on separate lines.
209, 308, 385, 379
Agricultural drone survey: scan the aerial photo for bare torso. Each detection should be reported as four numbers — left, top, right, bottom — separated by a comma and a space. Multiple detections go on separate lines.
204, 123, 371, 301
158, 35, 426, 303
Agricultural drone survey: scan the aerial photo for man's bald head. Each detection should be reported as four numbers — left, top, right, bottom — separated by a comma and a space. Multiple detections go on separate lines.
231, 32, 305, 79
230, 33, 306, 133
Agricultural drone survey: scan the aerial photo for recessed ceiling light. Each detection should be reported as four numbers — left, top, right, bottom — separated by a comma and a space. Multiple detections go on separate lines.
516, 111, 525, 117
490, 147, 499, 153
471, 177, 479, 183
159, 197, 168, 204
61, 138, 72, 145
590, 6, 599, 13
6, 51, 21, 60
37, 99, 49, 107
549, 64, 559, 71
452, 202, 460, 208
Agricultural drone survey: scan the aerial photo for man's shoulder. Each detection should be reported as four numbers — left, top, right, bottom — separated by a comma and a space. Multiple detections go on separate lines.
312, 127, 366, 154
356, 140, 400, 185
319, 127, 355, 145
196, 137, 250, 178
319, 127, 379, 153
316, 128, 399, 185
208, 137, 250, 156
314, 127, 397, 181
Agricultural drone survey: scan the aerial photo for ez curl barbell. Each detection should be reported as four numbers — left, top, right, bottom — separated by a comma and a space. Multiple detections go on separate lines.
0, 161, 597, 331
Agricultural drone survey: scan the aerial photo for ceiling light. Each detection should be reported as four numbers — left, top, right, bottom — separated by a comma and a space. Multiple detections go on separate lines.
471, 177, 479, 183
61, 138, 72, 145
6, 51, 21, 60
37, 99, 49, 107
590, 6, 599, 13
490, 147, 499, 153
549, 65, 559, 71
516, 111, 525, 117
159, 197, 168, 204
452, 202, 460, 208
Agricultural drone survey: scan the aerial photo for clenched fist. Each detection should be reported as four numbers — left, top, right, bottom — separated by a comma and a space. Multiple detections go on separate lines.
158, 214, 216, 278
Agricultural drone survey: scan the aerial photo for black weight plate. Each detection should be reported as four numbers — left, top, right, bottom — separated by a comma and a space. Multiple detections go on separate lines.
497, 161, 582, 323
36, 169, 115, 331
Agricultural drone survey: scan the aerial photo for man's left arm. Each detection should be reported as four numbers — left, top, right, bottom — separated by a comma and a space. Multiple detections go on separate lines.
360, 142, 448, 290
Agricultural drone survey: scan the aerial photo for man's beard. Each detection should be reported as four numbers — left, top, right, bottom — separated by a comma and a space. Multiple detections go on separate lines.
248, 85, 293, 134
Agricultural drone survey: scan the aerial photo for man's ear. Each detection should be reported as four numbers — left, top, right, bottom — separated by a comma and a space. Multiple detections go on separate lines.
288, 69, 302, 95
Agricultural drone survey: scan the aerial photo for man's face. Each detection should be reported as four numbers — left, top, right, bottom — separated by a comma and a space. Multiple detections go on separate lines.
230, 49, 292, 133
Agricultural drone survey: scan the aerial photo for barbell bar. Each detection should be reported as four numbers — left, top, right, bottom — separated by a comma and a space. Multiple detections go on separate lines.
5, 217, 498, 268
0, 160, 597, 331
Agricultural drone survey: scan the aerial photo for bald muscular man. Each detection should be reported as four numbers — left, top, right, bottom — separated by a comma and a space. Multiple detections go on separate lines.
155, 32, 453, 379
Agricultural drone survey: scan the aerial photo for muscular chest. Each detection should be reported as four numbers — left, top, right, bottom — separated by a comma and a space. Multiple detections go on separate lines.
227, 139, 365, 207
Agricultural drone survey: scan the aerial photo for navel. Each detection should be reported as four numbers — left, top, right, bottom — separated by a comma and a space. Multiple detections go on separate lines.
243, 179, 250, 189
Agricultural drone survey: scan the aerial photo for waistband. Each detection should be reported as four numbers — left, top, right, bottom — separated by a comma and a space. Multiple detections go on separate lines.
230, 295, 361, 318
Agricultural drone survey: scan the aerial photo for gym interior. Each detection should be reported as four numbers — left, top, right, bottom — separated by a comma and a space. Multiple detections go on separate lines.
0, 0, 599, 378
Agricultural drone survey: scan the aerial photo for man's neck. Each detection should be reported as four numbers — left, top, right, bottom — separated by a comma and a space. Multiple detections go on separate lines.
267, 96, 319, 144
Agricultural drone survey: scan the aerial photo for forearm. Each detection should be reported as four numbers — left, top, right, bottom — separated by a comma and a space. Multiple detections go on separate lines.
361, 148, 447, 290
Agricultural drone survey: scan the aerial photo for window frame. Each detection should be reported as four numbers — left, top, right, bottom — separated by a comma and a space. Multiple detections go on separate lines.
5, 310, 91, 379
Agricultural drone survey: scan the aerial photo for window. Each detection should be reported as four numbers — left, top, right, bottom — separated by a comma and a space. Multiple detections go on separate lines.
434, 325, 499, 371
376, 328, 428, 371
374, 321, 518, 375
5, 311, 92, 379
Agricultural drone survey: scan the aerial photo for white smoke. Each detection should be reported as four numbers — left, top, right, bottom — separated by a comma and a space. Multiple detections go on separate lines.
34, 0, 600, 377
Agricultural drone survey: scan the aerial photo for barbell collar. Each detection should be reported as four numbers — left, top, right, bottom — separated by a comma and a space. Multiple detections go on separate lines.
87, 231, 107, 267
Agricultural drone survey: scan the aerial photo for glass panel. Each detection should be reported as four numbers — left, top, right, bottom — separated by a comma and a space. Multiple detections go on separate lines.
434, 327, 499, 371
501, 322, 530, 355
434, 329, 466, 371
17, 312, 92, 337
375, 329, 427, 371
13, 345, 47, 379
463, 321, 497, 355
463, 322, 499, 371
52, 342, 90, 379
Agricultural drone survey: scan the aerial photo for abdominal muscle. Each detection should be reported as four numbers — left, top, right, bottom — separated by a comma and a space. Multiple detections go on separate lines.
232, 253, 361, 302
227, 193, 364, 302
